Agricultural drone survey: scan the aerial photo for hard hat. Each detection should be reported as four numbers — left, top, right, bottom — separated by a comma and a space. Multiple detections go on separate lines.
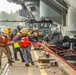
27, 31, 31, 35
11, 28, 14, 30
18, 23, 23, 27
3, 28, 9, 34
46, 34, 48, 36
20, 28, 27, 34
33, 28, 38, 30
33, 28, 35, 30
6, 26, 11, 30
35, 28, 38, 30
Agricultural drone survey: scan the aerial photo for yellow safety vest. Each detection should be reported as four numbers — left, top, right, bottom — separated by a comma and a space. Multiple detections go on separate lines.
14, 42, 20, 48
13, 32, 21, 48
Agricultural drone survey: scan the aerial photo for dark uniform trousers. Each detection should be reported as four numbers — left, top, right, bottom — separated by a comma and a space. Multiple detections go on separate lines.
0, 46, 12, 68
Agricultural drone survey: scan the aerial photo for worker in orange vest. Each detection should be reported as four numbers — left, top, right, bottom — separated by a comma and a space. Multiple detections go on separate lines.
0, 29, 13, 68
15, 28, 36, 67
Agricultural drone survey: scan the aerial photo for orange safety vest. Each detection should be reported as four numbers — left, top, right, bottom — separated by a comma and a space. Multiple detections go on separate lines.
0, 35, 8, 46
19, 36, 30, 47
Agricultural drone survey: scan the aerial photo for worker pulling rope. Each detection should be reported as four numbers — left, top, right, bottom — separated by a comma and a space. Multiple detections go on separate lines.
7, 41, 76, 71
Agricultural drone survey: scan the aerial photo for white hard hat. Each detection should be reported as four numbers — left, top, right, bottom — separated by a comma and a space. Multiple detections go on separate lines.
18, 23, 23, 27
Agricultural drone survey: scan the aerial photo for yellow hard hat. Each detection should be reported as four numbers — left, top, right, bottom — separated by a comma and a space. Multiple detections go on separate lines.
3, 28, 9, 34
6, 26, 11, 30
33, 28, 35, 30
35, 28, 38, 30
46, 34, 48, 36
20, 28, 27, 34
27, 31, 31, 35
33, 28, 38, 30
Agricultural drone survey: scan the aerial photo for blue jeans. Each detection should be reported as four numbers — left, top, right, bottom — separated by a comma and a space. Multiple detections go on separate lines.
21, 46, 33, 64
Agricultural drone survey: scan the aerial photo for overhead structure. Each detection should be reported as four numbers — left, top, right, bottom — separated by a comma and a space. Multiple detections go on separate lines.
7, 0, 63, 24
24, 0, 40, 21
64, 0, 76, 31
68, 6, 76, 31
40, 0, 62, 24
7, 0, 76, 32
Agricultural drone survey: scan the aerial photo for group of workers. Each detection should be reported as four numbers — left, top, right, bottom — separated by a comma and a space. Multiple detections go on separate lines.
0, 23, 50, 69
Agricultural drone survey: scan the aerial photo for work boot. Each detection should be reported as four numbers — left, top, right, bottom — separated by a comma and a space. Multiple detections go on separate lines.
25, 63, 29, 67
31, 62, 34, 65
22, 58, 25, 62
22, 60, 25, 62
15, 59, 20, 61
8, 60, 12, 66
11, 60, 15, 63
